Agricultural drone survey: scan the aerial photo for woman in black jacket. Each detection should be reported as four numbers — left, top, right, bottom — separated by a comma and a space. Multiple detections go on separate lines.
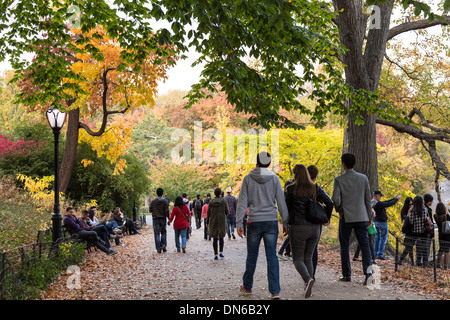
285, 164, 333, 298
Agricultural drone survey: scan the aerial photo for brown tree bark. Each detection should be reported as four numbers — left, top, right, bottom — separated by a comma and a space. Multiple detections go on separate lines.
59, 108, 80, 194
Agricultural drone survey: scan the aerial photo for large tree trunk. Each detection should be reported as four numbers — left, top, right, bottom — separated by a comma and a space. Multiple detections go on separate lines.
334, 0, 394, 191
59, 108, 80, 194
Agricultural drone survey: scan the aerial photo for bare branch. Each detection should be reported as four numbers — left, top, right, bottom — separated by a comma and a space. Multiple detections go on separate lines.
387, 16, 450, 41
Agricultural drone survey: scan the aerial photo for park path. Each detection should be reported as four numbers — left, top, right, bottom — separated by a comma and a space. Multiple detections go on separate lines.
40, 218, 434, 301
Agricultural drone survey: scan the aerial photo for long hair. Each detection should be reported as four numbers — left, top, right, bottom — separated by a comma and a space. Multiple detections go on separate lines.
293, 164, 316, 198
174, 196, 184, 208
435, 202, 447, 222
400, 197, 413, 221
412, 196, 424, 217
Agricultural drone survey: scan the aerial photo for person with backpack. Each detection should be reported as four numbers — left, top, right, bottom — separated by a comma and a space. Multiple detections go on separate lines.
193, 194, 204, 229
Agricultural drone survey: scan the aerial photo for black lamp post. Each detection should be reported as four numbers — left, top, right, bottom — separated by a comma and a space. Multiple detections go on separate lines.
46, 106, 66, 243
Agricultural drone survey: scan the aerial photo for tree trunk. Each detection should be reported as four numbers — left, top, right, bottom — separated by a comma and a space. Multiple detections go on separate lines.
59, 108, 80, 194
334, 0, 394, 192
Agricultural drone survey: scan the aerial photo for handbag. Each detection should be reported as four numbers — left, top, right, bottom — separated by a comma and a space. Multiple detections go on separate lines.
401, 216, 412, 235
305, 186, 329, 224
177, 207, 192, 236
442, 219, 450, 235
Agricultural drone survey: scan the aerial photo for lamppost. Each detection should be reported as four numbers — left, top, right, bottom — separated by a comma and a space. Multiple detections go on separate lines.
46, 106, 66, 244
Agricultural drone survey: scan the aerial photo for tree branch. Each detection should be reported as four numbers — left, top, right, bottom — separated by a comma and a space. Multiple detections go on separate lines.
387, 16, 450, 41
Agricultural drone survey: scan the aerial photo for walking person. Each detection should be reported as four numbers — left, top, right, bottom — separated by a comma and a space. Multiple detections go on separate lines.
434, 202, 450, 269
193, 194, 204, 229
236, 152, 289, 299
331, 153, 373, 285
307, 165, 333, 278
203, 197, 212, 240
398, 197, 415, 266
408, 196, 433, 267
285, 164, 333, 298
372, 190, 401, 260
168, 196, 191, 253
224, 189, 237, 240
206, 187, 229, 260
149, 187, 170, 253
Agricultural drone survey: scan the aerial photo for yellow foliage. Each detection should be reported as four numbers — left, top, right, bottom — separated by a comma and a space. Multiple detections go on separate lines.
78, 119, 132, 174
16, 174, 66, 211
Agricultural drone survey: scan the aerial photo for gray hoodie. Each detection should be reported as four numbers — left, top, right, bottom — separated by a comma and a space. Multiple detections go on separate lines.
236, 167, 288, 228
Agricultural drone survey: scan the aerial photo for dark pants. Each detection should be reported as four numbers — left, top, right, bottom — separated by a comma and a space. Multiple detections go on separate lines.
354, 233, 376, 262
204, 220, 211, 240
213, 238, 224, 255
194, 210, 202, 229
76, 230, 110, 253
152, 218, 167, 251
339, 220, 372, 277
91, 224, 111, 249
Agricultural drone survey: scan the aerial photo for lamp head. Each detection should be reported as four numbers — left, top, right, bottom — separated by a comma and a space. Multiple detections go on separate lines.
46, 106, 66, 130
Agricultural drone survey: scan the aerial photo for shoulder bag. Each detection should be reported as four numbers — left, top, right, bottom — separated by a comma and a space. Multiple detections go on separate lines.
442, 215, 450, 235
177, 206, 192, 236
305, 186, 329, 224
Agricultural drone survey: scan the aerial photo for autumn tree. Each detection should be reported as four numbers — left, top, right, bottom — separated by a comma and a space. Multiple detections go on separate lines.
18, 26, 174, 192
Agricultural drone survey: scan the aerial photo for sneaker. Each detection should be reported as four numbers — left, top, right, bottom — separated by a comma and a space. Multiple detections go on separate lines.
219, 253, 224, 258
271, 294, 280, 300
240, 285, 252, 295
277, 253, 289, 261
214, 256, 218, 260
182, 247, 186, 253
304, 278, 314, 298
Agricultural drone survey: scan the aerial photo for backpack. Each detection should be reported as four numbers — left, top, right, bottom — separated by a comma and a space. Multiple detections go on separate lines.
194, 199, 202, 210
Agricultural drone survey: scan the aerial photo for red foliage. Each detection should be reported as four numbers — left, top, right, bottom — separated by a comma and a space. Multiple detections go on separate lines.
0, 134, 39, 158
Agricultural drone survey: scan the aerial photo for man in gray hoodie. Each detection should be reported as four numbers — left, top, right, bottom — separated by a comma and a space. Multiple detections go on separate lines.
236, 152, 288, 299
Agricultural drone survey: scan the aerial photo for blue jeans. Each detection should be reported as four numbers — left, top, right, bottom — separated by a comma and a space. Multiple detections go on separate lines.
242, 221, 280, 295
174, 228, 188, 251
227, 215, 236, 239
339, 220, 372, 277
374, 221, 388, 258
153, 218, 167, 251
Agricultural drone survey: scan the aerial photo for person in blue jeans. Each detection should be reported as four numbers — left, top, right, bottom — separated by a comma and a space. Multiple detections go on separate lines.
236, 152, 288, 299
372, 191, 401, 260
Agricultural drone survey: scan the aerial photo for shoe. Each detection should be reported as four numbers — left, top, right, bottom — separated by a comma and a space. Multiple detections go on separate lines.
182, 247, 186, 253
162, 247, 167, 252
277, 253, 289, 261
339, 276, 351, 282
157, 249, 161, 253
271, 294, 280, 300
177, 249, 181, 253
214, 256, 218, 260
304, 278, 314, 298
219, 253, 224, 258
364, 273, 373, 286
377, 256, 385, 260
109, 234, 117, 239
107, 249, 118, 255
116, 243, 125, 246
240, 285, 252, 295
232, 233, 236, 239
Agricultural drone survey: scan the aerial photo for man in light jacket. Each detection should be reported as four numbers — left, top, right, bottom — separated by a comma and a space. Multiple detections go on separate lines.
236, 152, 288, 299
332, 153, 373, 285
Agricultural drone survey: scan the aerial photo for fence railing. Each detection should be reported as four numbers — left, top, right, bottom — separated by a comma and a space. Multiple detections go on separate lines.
393, 230, 450, 282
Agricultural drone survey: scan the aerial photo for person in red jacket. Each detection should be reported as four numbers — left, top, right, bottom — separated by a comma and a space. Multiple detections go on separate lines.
168, 196, 191, 253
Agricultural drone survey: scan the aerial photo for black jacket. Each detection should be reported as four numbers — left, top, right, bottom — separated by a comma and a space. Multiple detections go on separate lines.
285, 184, 333, 225
373, 198, 399, 222
149, 197, 170, 219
